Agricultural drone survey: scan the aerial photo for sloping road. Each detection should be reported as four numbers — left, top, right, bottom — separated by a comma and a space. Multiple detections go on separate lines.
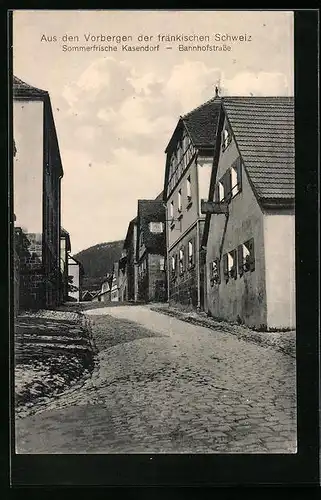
15, 305, 296, 454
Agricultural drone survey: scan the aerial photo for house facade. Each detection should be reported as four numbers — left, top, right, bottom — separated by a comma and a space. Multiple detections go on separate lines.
96, 277, 112, 303
123, 217, 138, 301
13, 75, 64, 309
60, 228, 71, 303
163, 97, 221, 309
202, 97, 295, 330
136, 200, 167, 303
110, 262, 120, 302
118, 251, 128, 301
68, 255, 84, 302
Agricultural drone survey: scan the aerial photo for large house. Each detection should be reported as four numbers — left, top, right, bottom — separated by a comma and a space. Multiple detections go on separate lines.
122, 217, 138, 301
201, 96, 295, 330
68, 255, 84, 302
118, 251, 128, 301
110, 262, 120, 302
60, 228, 71, 302
136, 199, 166, 302
96, 276, 112, 303
163, 96, 221, 309
13, 75, 64, 309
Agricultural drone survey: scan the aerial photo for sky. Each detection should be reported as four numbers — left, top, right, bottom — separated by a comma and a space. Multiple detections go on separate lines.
13, 10, 294, 254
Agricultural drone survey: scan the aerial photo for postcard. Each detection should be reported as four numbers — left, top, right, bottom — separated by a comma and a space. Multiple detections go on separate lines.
11, 7, 298, 474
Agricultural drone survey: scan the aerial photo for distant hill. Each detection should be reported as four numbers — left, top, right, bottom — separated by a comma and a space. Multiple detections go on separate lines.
74, 240, 124, 291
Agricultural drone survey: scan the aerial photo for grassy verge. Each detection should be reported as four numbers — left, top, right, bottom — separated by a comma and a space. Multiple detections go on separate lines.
148, 303, 296, 358
15, 307, 96, 417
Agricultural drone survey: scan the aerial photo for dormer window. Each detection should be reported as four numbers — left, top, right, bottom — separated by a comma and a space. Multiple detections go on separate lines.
222, 125, 231, 151
149, 222, 164, 233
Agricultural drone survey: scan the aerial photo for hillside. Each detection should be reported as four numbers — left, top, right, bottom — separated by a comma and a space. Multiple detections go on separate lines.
74, 240, 124, 291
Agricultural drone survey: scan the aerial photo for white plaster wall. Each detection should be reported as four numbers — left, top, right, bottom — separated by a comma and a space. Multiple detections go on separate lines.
13, 100, 43, 233
264, 214, 296, 329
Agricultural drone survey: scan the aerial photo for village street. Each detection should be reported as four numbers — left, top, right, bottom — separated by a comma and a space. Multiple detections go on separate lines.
15, 304, 297, 454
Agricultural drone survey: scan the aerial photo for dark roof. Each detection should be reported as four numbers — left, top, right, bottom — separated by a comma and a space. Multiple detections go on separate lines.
182, 97, 221, 148
124, 217, 137, 249
13, 75, 48, 98
68, 255, 84, 274
165, 96, 221, 153
137, 200, 166, 256
60, 227, 71, 252
222, 96, 294, 203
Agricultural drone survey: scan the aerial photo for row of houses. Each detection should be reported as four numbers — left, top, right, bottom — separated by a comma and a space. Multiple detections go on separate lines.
94, 193, 167, 304
98, 91, 295, 331
12, 76, 83, 313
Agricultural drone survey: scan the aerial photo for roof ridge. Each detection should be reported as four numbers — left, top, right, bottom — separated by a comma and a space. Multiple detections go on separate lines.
13, 75, 48, 94
182, 95, 220, 119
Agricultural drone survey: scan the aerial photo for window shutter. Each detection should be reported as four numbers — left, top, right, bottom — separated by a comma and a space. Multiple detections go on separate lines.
237, 245, 244, 276
248, 238, 255, 271
223, 170, 232, 201
236, 157, 242, 191
232, 249, 238, 279
214, 184, 219, 203
223, 253, 229, 281
216, 258, 221, 284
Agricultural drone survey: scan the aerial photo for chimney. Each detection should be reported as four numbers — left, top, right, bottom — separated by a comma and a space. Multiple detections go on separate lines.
215, 86, 219, 98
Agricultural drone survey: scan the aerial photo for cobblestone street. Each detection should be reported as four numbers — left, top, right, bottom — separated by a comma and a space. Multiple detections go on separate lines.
15, 305, 297, 454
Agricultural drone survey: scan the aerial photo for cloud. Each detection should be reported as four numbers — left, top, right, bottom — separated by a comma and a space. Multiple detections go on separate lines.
61, 147, 164, 253
224, 71, 291, 96
163, 60, 222, 112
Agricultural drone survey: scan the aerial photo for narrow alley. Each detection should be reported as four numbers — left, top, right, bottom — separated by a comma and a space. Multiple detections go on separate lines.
15, 304, 297, 454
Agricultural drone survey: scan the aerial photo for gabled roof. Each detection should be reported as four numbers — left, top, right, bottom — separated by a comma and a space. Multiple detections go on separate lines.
163, 96, 221, 201
13, 76, 48, 98
182, 97, 221, 148
60, 227, 71, 252
123, 217, 137, 249
68, 254, 84, 274
222, 96, 294, 204
137, 200, 166, 256
165, 96, 221, 153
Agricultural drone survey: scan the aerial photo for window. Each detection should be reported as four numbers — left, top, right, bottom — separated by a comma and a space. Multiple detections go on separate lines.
159, 257, 165, 271
231, 166, 238, 197
228, 251, 237, 279
149, 222, 164, 233
171, 254, 177, 272
210, 259, 220, 286
170, 201, 174, 219
179, 248, 184, 274
222, 125, 231, 151
188, 240, 194, 267
218, 181, 225, 202
178, 189, 182, 212
187, 176, 192, 200
223, 250, 237, 281
238, 238, 255, 274
230, 158, 242, 197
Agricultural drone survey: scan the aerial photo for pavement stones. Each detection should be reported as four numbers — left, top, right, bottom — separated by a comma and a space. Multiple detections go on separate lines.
15, 305, 297, 454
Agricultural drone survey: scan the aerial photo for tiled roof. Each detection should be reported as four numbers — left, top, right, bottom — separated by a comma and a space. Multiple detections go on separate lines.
182, 97, 221, 147
124, 217, 137, 249
222, 97, 294, 202
13, 75, 48, 98
138, 200, 166, 255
